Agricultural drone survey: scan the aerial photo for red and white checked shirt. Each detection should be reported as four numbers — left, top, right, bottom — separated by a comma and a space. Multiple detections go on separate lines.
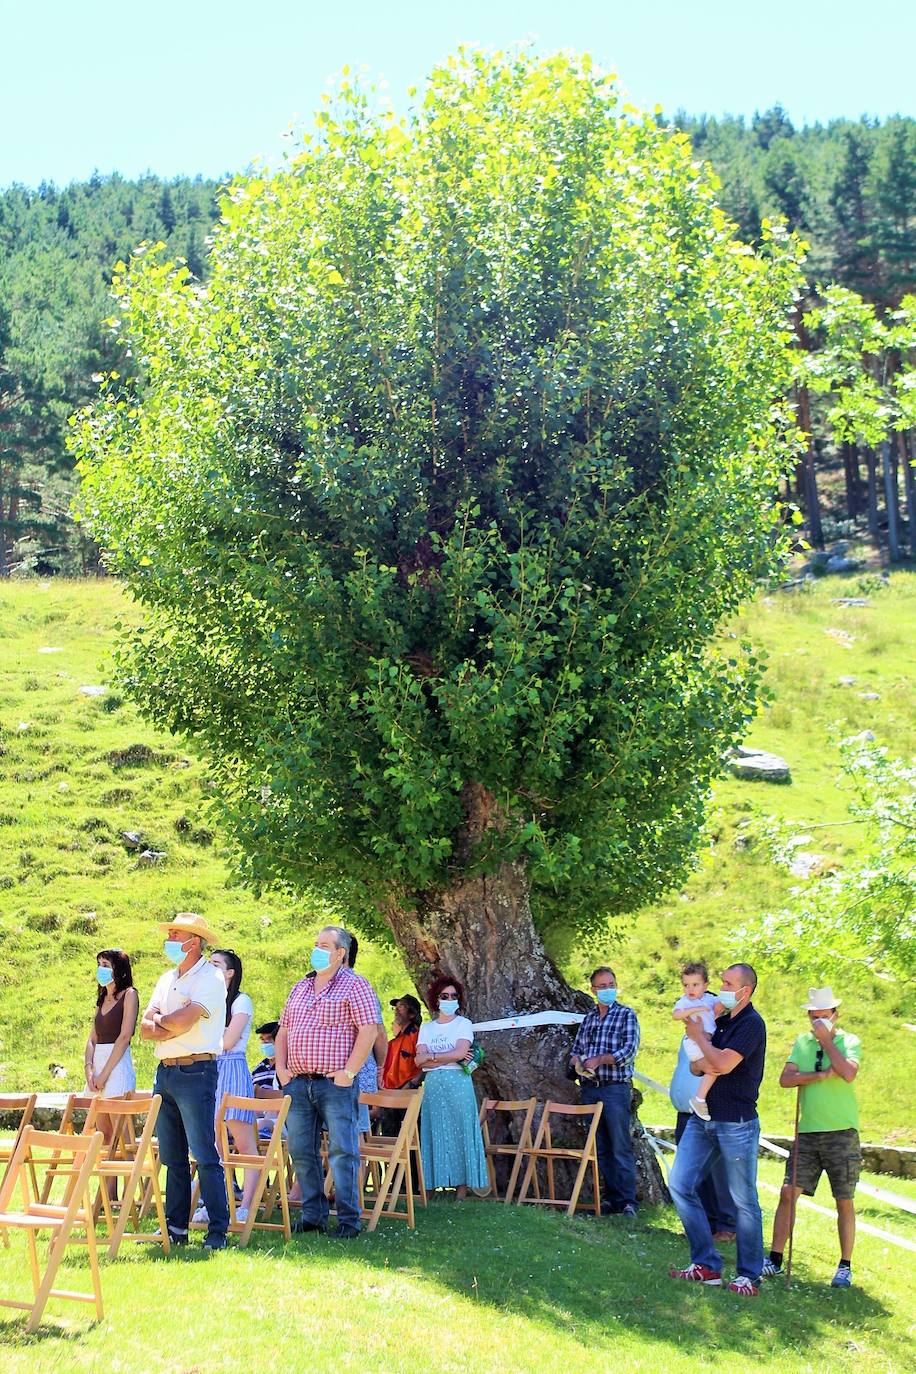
280, 967, 379, 1076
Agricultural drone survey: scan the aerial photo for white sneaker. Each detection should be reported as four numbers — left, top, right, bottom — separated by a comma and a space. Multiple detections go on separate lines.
234, 1206, 249, 1224
689, 1096, 711, 1120
192, 1205, 209, 1224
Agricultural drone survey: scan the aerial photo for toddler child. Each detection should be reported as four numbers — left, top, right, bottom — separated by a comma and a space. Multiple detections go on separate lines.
672, 961, 723, 1121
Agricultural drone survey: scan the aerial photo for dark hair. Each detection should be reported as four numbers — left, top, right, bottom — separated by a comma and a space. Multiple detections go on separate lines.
589, 966, 616, 984
347, 932, 358, 969
726, 962, 758, 993
95, 949, 134, 1007
256, 1020, 280, 1037
212, 949, 243, 1025
427, 973, 465, 1014
681, 962, 709, 982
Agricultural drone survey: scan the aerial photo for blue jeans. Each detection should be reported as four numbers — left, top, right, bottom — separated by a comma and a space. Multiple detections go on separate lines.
675, 1112, 736, 1232
153, 1060, 229, 1239
284, 1075, 361, 1231
669, 1116, 764, 1281
580, 1081, 637, 1210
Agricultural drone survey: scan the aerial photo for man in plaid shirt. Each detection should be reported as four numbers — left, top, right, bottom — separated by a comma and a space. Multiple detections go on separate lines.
570, 965, 640, 1215
275, 925, 379, 1239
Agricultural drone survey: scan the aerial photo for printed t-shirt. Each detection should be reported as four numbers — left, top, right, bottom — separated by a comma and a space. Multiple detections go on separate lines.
705, 1004, 767, 1122
416, 1016, 473, 1070
789, 1028, 861, 1133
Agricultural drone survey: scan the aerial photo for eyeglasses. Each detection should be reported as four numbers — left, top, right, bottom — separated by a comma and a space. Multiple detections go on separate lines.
814, 1048, 825, 1072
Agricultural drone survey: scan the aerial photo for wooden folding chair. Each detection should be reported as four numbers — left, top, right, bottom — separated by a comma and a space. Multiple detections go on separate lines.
212, 1094, 292, 1246
38, 1094, 95, 1204
0, 1126, 104, 1332
479, 1097, 538, 1203
81, 1095, 170, 1257
515, 1101, 603, 1217
358, 1088, 425, 1231
0, 1095, 39, 1245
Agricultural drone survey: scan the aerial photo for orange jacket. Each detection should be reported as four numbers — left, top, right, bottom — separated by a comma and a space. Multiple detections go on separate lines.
382, 1025, 420, 1090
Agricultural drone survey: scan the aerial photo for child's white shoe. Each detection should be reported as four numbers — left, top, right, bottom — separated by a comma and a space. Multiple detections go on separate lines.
689, 1096, 711, 1120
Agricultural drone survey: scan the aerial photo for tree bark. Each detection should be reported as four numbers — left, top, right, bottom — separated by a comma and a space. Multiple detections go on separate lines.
794, 385, 823, 548
881, 440, 901, 562
842, 442, 863, 520
381, 788, 668, 1206
864, 447, 880, 540
898, 429, 916, 558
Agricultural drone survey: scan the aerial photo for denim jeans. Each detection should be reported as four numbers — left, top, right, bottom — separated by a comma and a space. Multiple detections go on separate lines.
674, 1112, 736, 1232
580, 1081, 637, 1210
153, 1060, 229, 1239
284, 1075, 361, 1231
669, 1115, 764, 1280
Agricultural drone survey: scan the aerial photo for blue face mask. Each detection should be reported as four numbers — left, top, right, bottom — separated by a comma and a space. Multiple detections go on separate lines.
260, 1042, 276, 1059
438, 999, 459, 1016
596, 988, 618, 1006
310, 946, 331, 972
164, 940, 186, 965
718, 989, 738, 1010
96, 966, 114, 986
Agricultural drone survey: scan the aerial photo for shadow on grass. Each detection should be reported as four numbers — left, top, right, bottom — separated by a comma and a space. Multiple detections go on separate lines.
264, 1200, 891, 1360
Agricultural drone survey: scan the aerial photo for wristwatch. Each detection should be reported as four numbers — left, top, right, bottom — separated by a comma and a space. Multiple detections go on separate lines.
342, 1068, 355, 1081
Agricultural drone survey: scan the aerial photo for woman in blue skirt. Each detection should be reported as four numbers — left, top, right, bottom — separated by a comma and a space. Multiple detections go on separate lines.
194, 948, 259, 1224
415, 974, 488, 1200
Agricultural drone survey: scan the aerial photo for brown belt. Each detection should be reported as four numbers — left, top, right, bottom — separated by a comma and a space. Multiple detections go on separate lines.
160, 1052, 217, 1067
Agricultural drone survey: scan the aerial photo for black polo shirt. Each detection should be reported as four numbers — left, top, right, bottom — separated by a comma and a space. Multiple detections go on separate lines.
706, 1003, 767, 1123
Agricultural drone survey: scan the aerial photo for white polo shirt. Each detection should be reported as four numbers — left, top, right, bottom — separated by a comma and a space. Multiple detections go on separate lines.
150, 957, 227, 1058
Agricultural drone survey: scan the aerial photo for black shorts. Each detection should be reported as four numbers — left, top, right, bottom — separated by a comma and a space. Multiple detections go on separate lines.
783, 1128, 861, 1200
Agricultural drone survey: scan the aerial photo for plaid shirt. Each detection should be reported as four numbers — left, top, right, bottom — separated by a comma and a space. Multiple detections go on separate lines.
570, 1002, 640, 1085
280, 967, 378, 1076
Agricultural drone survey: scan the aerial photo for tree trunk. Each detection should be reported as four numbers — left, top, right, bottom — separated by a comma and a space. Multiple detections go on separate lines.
898, 429, 916, 558
881, 440, 901, 562
381, 789, 668, 1205
794, 385, 823, 548
864, 448, 880, 540
842, 442, 862, 519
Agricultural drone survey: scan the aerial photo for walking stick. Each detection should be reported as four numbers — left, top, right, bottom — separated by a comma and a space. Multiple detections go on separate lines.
785, 1087, 801, 1287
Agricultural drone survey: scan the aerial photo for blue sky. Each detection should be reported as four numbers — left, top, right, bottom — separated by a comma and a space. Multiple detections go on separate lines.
2, 0, 912, 187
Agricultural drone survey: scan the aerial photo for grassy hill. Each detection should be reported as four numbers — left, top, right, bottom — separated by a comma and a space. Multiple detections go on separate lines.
0, 575, 913, 1143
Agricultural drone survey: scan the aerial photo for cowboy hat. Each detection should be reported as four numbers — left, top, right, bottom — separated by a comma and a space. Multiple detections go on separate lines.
158, 911, 218, 946
804, 986, 840, 1011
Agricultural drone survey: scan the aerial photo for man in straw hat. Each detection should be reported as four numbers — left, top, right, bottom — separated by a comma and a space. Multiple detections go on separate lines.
141, 912, 230, 1250
761, 987, 861, 1288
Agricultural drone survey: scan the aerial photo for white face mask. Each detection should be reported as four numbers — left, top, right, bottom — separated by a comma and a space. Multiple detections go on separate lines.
813, 1017, 834, 1031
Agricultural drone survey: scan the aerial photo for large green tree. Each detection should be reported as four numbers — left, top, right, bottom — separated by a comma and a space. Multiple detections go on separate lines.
73, 51, 802, 1111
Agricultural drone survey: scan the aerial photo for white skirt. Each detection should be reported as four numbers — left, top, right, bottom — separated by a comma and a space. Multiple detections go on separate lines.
90, 1043, 137, 1098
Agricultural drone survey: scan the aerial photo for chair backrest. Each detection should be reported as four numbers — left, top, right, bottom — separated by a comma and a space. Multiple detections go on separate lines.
0, 1127, 104, 1214
533, 1100, 603, 1149
479, 1097, 537, 1144
84, 1094, 161, 1160
58, 1093, 96, 1134
216, 1094, 289, 1157
0, 1093, 37, 1124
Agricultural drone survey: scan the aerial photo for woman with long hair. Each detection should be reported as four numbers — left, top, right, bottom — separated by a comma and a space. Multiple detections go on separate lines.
193, 948, 259, 1224
414, 973, 487, 1200
84, 948, 138, 1100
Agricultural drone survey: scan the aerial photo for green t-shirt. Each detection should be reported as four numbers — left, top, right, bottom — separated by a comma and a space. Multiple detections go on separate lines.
789, 1028, 861, 1133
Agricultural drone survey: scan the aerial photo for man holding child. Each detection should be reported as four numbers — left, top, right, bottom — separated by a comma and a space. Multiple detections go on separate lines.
668, 962, 767, 1295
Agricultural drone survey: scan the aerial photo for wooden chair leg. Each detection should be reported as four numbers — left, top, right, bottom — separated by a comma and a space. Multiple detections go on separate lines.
83, 1194, 104, 1320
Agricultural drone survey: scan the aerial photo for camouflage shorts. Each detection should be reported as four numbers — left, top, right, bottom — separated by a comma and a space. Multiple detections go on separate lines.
784, 1128, 861, 1200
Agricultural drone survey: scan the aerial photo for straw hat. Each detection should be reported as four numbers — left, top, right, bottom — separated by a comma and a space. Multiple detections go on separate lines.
804, 986, 840, 1011
159, 912, 218, 946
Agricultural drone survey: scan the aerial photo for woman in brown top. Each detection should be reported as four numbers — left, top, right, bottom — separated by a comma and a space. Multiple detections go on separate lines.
84, 948, 139, 1100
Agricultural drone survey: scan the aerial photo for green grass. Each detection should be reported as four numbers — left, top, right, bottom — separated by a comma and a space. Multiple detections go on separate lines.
0, 575, 914, 1144
0, 575, 914, 1370
0, 1161, 913, 1371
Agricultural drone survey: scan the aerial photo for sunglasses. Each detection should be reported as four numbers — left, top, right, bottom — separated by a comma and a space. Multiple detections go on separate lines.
814, 1048, 825, 1072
